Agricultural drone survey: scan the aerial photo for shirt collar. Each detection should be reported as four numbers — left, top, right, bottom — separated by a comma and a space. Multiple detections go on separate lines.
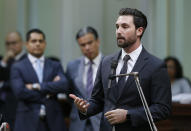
28, 53, 45, 64
121, 44, 142, 62
15, 50, 25, 61
84, 53, 102, 66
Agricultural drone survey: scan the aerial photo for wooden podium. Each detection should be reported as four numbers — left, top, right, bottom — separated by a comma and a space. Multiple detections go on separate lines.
156, 103, 191, 131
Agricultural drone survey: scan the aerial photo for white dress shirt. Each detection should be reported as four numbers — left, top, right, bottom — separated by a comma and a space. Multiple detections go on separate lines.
83, 53, 102, 88
15, 50, 26, 61
116, 44, 143, 82
113, 44, 142, 131
28, 53, 45, 80
28, 53, 46, 116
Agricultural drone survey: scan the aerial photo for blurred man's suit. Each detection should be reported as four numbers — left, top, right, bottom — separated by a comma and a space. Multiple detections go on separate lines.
80, 47, 171, 131
11, 56, 69, 131
0, 51, 26, 129
67, 55, 103, 131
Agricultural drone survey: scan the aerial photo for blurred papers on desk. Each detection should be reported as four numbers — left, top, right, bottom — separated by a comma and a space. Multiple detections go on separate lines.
172, 93, 191, 104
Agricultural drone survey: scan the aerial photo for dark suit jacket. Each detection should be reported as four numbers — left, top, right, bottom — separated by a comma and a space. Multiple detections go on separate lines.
80, 48, 172, 131
0, 53, 26, 129
10, 56, 69, 131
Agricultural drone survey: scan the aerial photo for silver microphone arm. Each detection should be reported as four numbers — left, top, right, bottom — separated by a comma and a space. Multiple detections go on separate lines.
111, 72, 158, 131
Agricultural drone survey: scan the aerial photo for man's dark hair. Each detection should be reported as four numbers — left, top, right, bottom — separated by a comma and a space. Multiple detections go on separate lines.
26, 28, 46, 41
164, 56, 183, 79
76, 26, 98, 40
119, 8, 147, 38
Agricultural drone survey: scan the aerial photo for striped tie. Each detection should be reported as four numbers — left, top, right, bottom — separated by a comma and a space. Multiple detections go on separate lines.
86, 61, 93, 98
113, 55, 130, 98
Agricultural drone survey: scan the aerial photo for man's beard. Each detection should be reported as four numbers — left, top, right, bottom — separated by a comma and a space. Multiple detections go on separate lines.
117, 37, 136, 48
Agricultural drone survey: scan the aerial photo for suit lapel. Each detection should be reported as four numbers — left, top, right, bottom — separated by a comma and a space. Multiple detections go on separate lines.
25, 57, 39, 82
74, 58, 87, 98
107, 51, 121, 103
117, 48, 149, 102
19, 53, 27, 61
43, 58, 51, 82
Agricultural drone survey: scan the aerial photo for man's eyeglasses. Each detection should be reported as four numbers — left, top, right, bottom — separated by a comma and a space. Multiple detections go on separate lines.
5, 41, 20, 46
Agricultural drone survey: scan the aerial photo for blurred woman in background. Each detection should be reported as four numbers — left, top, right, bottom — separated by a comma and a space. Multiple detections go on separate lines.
164, 56, 191, 97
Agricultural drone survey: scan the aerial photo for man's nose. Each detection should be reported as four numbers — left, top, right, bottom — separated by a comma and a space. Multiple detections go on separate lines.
8, 44, 16, 50
85, 44, 90, 50
35, 41, 41, 46
116, 27, 123, 34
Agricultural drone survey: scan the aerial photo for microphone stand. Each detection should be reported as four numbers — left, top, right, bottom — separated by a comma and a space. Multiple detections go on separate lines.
110, 72, 158, 131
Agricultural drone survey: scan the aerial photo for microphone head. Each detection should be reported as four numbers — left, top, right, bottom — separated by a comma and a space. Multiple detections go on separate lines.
108, 74, 116, 80
111, 60, 118, 69
132, 72, 139, 76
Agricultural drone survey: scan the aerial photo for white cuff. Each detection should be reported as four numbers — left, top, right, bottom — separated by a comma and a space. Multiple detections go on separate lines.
0, 61, 7, 67
0, 82, 4, 88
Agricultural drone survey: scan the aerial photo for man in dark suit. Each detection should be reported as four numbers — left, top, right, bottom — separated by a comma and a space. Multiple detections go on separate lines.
11, 29, 69, 131
0, 32, 26, 129
67, 26, 103, 131
70, 8, 171, 131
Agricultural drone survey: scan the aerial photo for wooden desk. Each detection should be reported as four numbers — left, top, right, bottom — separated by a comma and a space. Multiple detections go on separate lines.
156, 103, 191, 131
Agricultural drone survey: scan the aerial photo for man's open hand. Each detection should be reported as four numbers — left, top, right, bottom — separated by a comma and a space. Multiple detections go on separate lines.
69, 94, 90, 113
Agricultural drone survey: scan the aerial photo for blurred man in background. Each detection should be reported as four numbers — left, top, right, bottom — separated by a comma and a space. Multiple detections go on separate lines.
66, 26, 103, 131
0, 32, 26, 130
11, 29, 69, 131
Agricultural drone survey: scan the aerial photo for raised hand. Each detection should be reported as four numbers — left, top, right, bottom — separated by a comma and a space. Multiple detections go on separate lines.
2, 50, 14, 63
53, 75, 60, 82
69, 94, 90, 113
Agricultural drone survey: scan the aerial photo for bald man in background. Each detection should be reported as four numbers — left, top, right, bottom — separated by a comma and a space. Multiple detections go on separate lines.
0, 32, 26, 130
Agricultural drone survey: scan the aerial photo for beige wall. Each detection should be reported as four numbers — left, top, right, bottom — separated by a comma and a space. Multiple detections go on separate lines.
28, 0, 64, 59
181, 0, 191, 79
0, 0, 3, 54
0, 0, 18, 55
61, 0, 104, 66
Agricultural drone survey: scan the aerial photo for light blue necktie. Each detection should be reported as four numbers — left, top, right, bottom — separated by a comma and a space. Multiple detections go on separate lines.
36, 59, 43, 83
35, 59, 46, 116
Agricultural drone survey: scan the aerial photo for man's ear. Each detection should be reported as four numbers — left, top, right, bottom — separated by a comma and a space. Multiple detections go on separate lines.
136, 27, 144, 37
96, 39, 100, 46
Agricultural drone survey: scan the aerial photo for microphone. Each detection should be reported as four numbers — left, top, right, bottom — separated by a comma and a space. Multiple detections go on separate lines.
109, 72, 139, 80
107, 60, 118, 89
109, 71, 157, 131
